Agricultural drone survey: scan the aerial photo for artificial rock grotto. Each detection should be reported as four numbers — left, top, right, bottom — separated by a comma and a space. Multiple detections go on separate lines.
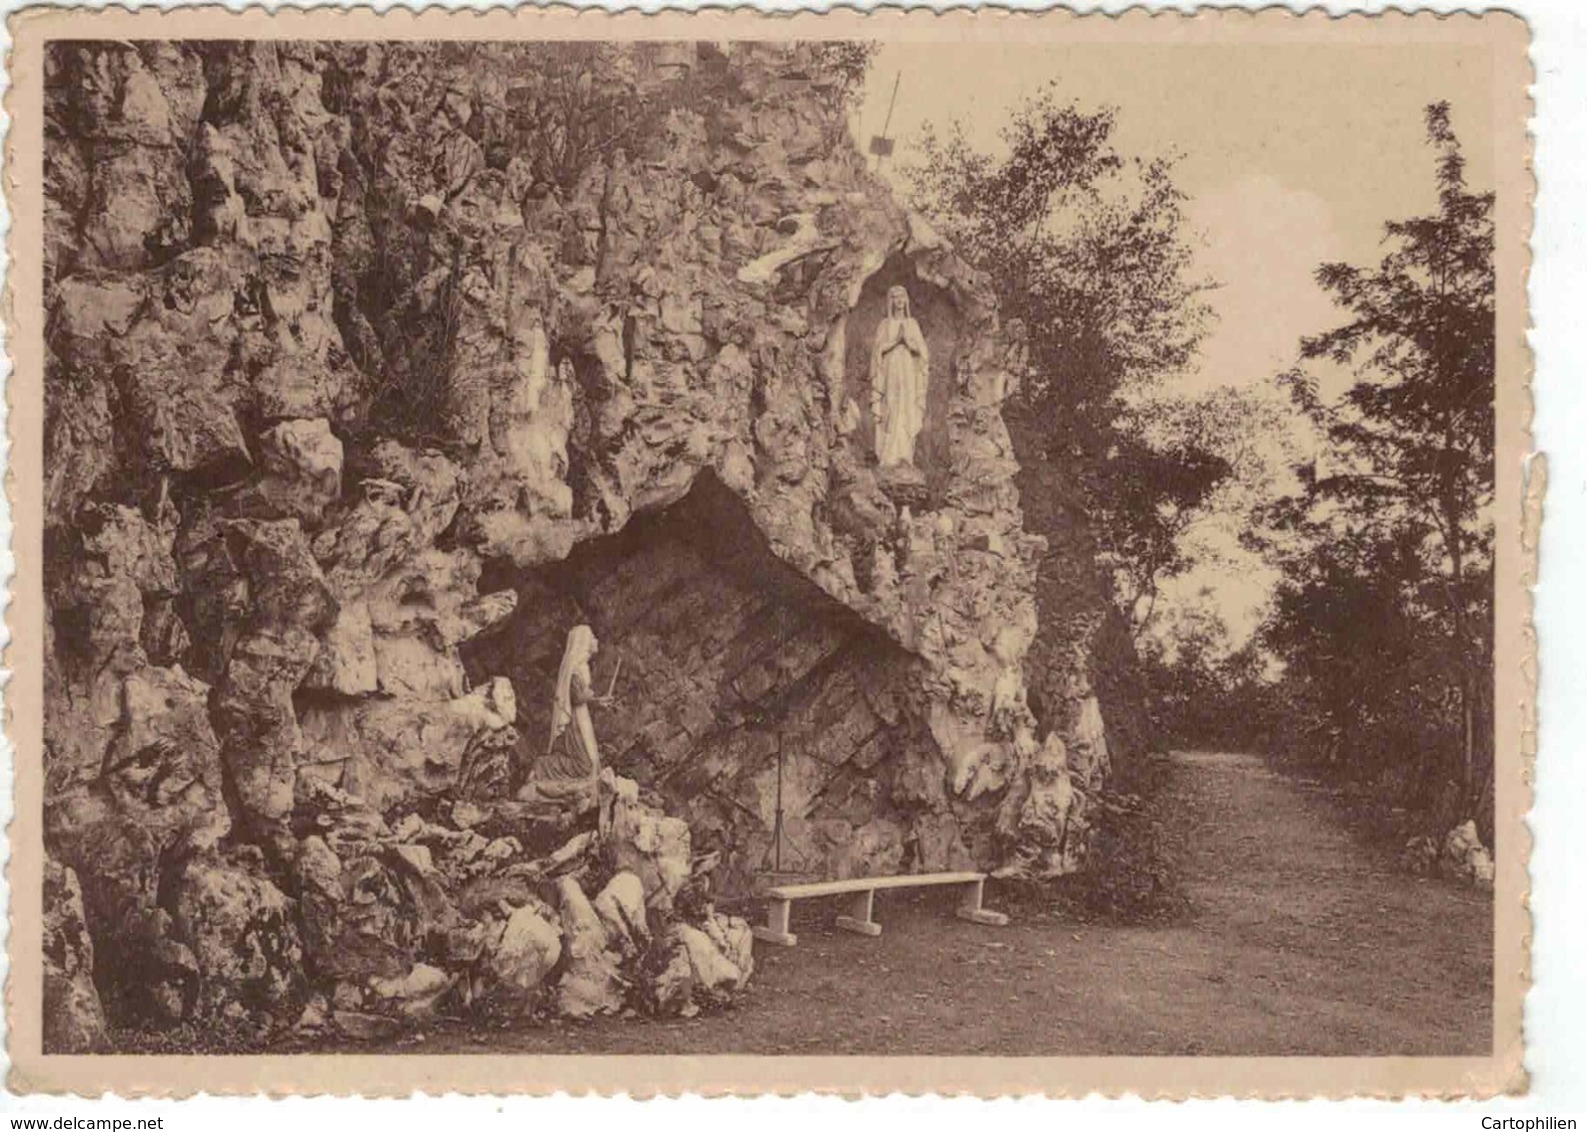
41, 39, 1120, 1051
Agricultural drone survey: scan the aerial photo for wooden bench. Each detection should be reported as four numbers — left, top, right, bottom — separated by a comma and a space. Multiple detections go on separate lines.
751, 871, 1009, 946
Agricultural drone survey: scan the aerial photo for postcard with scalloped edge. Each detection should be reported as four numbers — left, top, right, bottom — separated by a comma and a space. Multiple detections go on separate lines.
5, 3, 1533, 1098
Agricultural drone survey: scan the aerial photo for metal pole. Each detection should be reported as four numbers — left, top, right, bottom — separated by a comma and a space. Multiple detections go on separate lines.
773, 730, 785, 872
874, 71, 901, 172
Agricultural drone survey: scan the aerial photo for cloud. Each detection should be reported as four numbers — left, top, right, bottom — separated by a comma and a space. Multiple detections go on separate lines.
1187, 174, 1346, 397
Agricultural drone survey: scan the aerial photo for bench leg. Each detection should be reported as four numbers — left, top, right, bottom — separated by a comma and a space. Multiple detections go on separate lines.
752, 898, 798, 946
955, 877, 1009, 927
835, 888, 882, 937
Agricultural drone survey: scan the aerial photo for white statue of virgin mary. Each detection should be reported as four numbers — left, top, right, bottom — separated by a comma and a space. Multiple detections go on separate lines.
869, 285, 930, 467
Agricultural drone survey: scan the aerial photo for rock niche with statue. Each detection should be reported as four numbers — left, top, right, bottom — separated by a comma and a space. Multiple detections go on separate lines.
41, 40, 1111, 1051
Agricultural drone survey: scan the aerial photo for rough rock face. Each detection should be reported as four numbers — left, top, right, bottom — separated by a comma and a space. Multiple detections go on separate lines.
43, 40, 1115, 1044
43, 861, 109, 1053
170, 848, 308, 1027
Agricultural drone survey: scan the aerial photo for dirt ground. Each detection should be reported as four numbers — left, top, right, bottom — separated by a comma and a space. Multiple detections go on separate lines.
362, 750, 1494, 1057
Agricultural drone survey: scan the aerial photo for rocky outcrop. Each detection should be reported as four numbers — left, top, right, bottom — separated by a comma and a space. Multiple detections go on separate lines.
170, 848, 307, 1028
43, 861, 109, 1053
43, 40, 1115, 1045
1004, 407, 1164, 874
1401, 820, 1497, 889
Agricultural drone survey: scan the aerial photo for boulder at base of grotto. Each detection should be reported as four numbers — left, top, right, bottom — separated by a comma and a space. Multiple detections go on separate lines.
284, 770, 755, 1038
52, 765, 757, 1046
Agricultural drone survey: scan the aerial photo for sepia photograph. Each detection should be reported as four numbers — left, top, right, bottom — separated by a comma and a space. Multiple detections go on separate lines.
8, 6, 1531, 1098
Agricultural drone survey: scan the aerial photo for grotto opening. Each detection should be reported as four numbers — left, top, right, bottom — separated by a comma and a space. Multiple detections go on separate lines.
465, 470, 944, 899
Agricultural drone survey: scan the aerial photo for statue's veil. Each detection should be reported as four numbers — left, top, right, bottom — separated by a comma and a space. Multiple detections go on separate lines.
549, 624, 594, 753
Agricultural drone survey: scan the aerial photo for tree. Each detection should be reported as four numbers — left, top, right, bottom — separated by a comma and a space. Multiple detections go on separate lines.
1136, 589, 1287, 752
904, 87, 1220, 628
813, 41, 880, 107
1104, 385, 1295, 637
1259, 102, 1495, 829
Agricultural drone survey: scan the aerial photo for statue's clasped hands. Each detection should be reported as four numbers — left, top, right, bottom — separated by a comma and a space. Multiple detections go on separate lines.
883, 330, 920, 359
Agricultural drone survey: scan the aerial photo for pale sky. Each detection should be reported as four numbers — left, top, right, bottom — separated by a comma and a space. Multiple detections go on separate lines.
853, 42, 1497, 651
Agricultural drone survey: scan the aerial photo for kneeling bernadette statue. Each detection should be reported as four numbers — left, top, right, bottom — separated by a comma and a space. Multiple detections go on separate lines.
518, 624, 613, 808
